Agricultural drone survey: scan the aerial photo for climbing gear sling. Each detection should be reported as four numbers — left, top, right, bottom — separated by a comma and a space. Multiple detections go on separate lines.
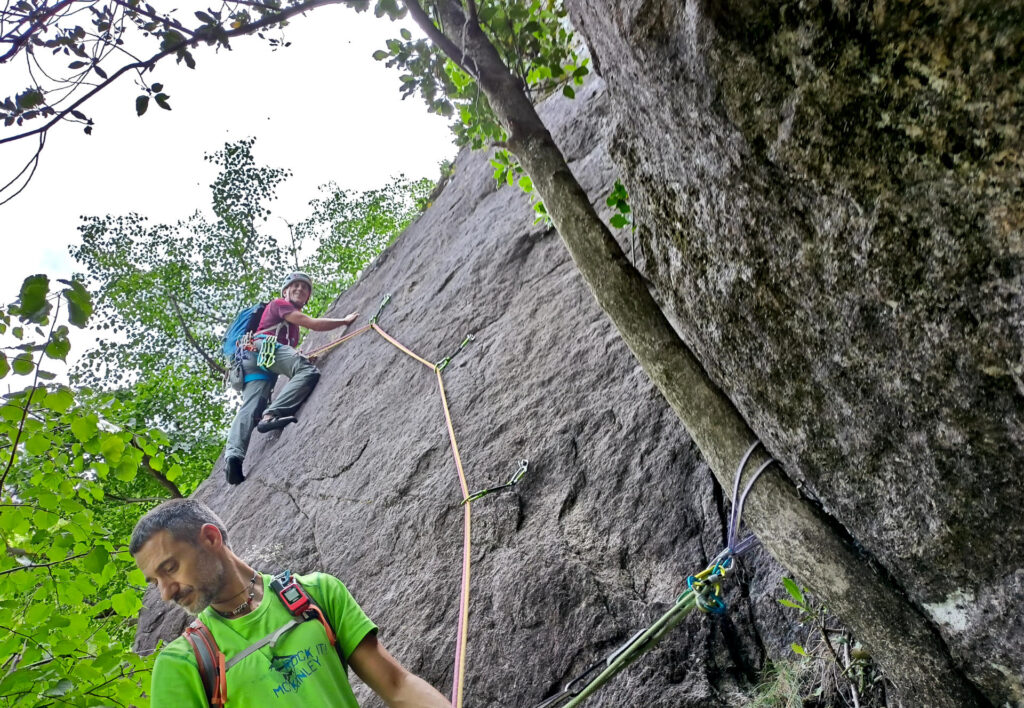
534, 441, 774, 707
182, 571, 338, 707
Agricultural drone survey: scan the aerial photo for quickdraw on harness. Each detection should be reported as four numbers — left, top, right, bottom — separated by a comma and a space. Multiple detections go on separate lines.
182, 571, 337, 708
535, 441, 775, 708
256, 333, 277, 369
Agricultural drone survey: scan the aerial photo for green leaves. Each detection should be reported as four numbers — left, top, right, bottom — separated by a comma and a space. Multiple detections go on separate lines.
782, 577, 806, 605
43, 388, 74, 414
70, 413, 98, 442
0, 293, 202, 706
111, 590, 142, 616
12, 274, 51, 323
12, 353, 34, 375
59, 279, 93, 327
606, 179, 634, 231
45, 325, 71, 360
15, 88, 44, 110
136, 94, 149, 116
82, 546, 109, 574
375, 0, 588, 151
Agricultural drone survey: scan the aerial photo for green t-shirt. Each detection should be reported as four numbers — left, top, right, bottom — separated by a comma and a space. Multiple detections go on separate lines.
149, 572, 377, 707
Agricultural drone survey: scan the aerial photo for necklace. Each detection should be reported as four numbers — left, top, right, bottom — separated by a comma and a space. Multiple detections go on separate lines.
218, 571, 258, 617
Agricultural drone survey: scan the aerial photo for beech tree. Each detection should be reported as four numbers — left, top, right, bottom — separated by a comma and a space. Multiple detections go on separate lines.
0, 0, 982, 704
0, 275, 196, 707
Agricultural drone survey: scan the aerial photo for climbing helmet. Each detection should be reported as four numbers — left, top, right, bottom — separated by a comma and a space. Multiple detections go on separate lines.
281, 271, 313, 295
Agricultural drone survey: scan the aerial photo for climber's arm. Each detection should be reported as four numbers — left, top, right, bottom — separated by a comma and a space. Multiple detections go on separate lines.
349, 634, 449, 708
284, 310, 358, 332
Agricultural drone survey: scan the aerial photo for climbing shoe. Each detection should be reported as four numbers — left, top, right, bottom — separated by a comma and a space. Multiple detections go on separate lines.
226, 457, 245, 485
257, 415, 297, 433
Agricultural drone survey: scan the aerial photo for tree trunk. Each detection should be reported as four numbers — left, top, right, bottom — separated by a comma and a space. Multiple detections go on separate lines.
413, 1, 986, 704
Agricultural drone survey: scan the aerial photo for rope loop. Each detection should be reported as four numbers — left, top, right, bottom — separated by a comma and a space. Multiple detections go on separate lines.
727, 441, 775, 558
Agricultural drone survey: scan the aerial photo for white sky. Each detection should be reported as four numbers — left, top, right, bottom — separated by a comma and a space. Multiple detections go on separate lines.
0, 5, 457, 305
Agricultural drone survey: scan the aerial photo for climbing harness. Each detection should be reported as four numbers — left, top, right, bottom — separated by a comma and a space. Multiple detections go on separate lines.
463, 459, 528, 504
534, 441, 774, 708
183, 571, 338, 708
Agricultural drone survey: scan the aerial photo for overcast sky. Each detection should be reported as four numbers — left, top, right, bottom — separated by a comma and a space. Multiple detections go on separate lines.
0, 5, 457, 305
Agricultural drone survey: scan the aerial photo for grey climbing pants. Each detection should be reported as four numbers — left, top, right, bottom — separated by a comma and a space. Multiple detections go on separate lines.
224, 343, 321, 461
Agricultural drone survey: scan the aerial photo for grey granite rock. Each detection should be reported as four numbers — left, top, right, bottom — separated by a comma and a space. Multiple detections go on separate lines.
564, 0, 1023, 703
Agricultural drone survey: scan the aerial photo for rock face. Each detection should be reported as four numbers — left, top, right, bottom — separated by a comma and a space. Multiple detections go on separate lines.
134, 3, 1024, 706
563, 0, 1024, 704
135, 81, 797, 706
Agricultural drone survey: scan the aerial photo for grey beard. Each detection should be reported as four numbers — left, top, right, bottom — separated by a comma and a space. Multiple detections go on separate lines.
176, 553, 227, 615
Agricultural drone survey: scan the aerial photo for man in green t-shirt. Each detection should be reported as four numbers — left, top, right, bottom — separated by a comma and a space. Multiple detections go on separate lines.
130, 499, 450, 707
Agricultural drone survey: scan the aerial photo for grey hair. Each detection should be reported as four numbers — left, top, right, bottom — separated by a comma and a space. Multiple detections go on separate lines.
129, 499, 229, 555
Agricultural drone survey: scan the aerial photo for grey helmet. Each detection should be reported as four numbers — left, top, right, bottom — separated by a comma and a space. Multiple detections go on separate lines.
281, 271, 313, 295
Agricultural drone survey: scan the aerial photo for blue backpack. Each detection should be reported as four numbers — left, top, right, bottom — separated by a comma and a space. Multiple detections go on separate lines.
222, 303, 268, 358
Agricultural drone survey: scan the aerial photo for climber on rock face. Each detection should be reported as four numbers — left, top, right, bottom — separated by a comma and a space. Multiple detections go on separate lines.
224, 271, 358, 485
131, 499, 451, 707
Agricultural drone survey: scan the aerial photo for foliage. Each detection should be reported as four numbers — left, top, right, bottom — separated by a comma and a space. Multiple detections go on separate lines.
371, 0, 587, 211
749, 659, 803, 708
775, 578, 894, 707
294, 176, 432, 316
371, 0, 587, 150
0, 274, 206, 707
606, 180, 633, 232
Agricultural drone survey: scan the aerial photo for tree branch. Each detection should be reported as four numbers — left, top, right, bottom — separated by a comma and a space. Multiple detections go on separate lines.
169, 294, 226, 376
0, 550, 89, 576
0, 0, 80, 64
0, 297, 59, 492
0, 0, 347, 148
130, 437, 183, 498
402, 0, 477, 78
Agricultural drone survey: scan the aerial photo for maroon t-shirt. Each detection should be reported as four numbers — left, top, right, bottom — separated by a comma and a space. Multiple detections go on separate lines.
257, 298, 301, 347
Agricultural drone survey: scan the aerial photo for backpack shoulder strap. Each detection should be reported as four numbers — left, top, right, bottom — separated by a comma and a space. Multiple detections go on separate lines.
294, 577, 337, 647
182, 619, 227, 707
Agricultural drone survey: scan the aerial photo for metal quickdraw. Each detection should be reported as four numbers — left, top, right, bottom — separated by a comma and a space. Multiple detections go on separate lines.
462, 459, 528, 505
236, 331, 257, 353
369, 293, 392, 325
256, 335, 277, 369
685, 553, 732, 615
436, 334, 475, 373
532, 443, 777, 708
